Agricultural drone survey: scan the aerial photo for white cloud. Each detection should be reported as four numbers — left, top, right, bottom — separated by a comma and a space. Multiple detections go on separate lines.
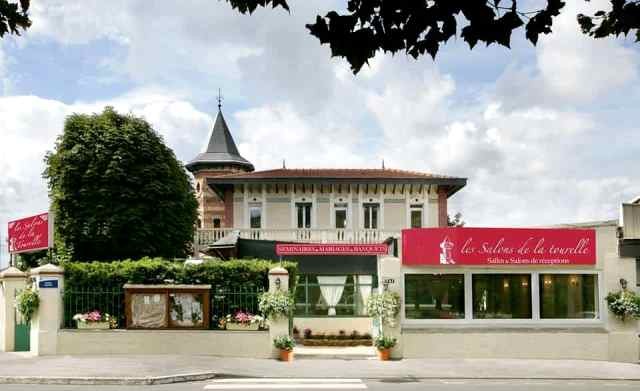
2, 0, 640, 269
537, 0, 638, 102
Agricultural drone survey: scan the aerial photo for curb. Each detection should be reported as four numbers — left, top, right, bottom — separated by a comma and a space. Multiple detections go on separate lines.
0, 371, 217, 385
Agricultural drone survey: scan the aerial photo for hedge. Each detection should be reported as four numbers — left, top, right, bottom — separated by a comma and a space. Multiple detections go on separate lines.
62, 258, 298, 292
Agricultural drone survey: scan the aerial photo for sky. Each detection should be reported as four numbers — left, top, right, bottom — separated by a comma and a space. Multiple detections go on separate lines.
1, 1, 639, 267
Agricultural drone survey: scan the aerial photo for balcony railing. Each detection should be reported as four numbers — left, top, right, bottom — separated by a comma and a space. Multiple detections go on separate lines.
621, 203, 640, 240
195, 228, 400, 247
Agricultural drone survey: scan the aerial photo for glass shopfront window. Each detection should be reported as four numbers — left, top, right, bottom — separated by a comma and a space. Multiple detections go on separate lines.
404, 274, 465, 319
539, 274, 598, 319
472, 274, 532, 319
295, 275, 375, 317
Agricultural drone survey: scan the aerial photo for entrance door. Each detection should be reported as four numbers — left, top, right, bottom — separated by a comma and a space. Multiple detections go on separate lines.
14, 293, 30, 351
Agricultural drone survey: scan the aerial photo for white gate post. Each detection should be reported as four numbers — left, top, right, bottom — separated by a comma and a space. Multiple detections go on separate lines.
29, 264, 64, 356
268, 266, 290, 358
377, 256, 403, 359
0, 267, 26, 352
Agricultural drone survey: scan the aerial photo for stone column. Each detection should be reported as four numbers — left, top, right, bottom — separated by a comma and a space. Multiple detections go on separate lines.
29, 264, 64, 356
377, 256, 403, 359
267, 266, 290, 358
0, 267, 27, 352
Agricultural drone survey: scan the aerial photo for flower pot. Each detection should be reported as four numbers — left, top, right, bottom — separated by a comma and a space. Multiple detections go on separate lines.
279, 349, 294, 362
77, 321, 110, 330
225, 322, 260, 331
377, 348, 391, 361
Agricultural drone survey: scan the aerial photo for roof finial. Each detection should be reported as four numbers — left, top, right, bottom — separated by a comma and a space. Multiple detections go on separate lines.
382, 159, 385, 170
217, 88, 223, 111
282, 159, 286, 169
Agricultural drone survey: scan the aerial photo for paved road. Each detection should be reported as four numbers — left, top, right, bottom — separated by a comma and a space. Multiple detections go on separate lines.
3, 378, 640, 391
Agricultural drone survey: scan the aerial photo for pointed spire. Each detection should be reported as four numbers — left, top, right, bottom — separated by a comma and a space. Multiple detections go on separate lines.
185, 101, 254, 173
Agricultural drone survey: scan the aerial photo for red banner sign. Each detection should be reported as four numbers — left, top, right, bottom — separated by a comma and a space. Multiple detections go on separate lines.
402, 227, 596, 266
7, 212, 52, 254
276, 243, 389, 256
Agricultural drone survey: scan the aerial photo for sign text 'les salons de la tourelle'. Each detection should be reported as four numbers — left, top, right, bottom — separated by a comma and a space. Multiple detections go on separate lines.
7, 212, 52, 254
402, 227, 596, 266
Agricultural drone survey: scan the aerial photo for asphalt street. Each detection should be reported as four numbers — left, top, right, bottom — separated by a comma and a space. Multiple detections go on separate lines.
2, 378, 640, 391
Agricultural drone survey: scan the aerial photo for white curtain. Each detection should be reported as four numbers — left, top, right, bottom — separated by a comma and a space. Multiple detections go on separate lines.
357, 275, 373, 316
317, 276, 346, 316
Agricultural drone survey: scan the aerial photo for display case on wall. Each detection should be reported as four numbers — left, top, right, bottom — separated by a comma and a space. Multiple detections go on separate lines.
124, 284, 211, 329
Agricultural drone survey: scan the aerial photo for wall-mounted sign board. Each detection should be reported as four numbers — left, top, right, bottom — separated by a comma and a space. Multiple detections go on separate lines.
39, 279, 59, 289
276, 243, 389, 256
403, 227, 596, 266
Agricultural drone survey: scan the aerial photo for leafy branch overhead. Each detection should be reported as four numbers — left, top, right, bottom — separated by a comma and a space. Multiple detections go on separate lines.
2, 0, 640, 74
226, 0, 640, 74
0, 0, 30, 37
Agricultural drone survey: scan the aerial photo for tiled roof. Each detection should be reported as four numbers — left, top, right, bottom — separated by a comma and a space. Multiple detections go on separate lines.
213, 168, 459, 180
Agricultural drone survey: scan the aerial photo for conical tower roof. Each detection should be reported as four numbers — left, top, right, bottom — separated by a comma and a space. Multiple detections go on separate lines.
186, 109, 254, 172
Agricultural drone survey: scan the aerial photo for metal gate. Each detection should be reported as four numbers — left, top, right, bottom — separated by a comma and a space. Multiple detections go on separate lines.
14, 291, 30, 352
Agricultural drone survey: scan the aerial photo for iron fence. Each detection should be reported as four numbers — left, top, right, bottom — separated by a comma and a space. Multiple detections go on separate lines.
61, 286, 265, 330
210, 286, 264, 329
62, 289, 125, 329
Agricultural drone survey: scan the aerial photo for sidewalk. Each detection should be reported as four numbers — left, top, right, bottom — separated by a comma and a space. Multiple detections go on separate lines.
1, 352, 640, 385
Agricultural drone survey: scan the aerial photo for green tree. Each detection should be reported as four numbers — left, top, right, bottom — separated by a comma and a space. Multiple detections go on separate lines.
44, 107, 198, 261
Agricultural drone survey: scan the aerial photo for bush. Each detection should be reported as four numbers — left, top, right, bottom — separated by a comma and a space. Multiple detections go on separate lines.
63, 258, 298, 291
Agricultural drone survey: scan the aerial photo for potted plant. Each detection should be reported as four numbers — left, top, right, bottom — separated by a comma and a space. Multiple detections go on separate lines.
273, 335, 295, 361
374, 335, 397, 361
606, 280, 640, 322
73, 310, 115, 329
220, 311, 264, 331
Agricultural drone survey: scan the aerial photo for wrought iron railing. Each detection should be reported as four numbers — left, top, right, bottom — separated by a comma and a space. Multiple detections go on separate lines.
209, 286, 264, 329
196, 228, 400, 246
62, 289, 125, 329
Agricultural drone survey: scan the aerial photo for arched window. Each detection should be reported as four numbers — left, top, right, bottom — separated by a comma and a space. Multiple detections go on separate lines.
197, 219, 202, 229
196, 182, 201, 192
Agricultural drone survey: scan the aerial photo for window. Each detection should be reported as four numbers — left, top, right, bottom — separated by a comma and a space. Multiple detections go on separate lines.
410, 204, 423, 228
472, 274, 532, 319
249, 204, 262, 229
213, 218, 221, 228
295, 274, 375, 317
404, 274, 465, 319
296, 203, 312, 229
335, 203, 348, 229
363, 203, 379, 229
196, 219, 202, 229
539, 274, 598, 319
637, 259, 640, 287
